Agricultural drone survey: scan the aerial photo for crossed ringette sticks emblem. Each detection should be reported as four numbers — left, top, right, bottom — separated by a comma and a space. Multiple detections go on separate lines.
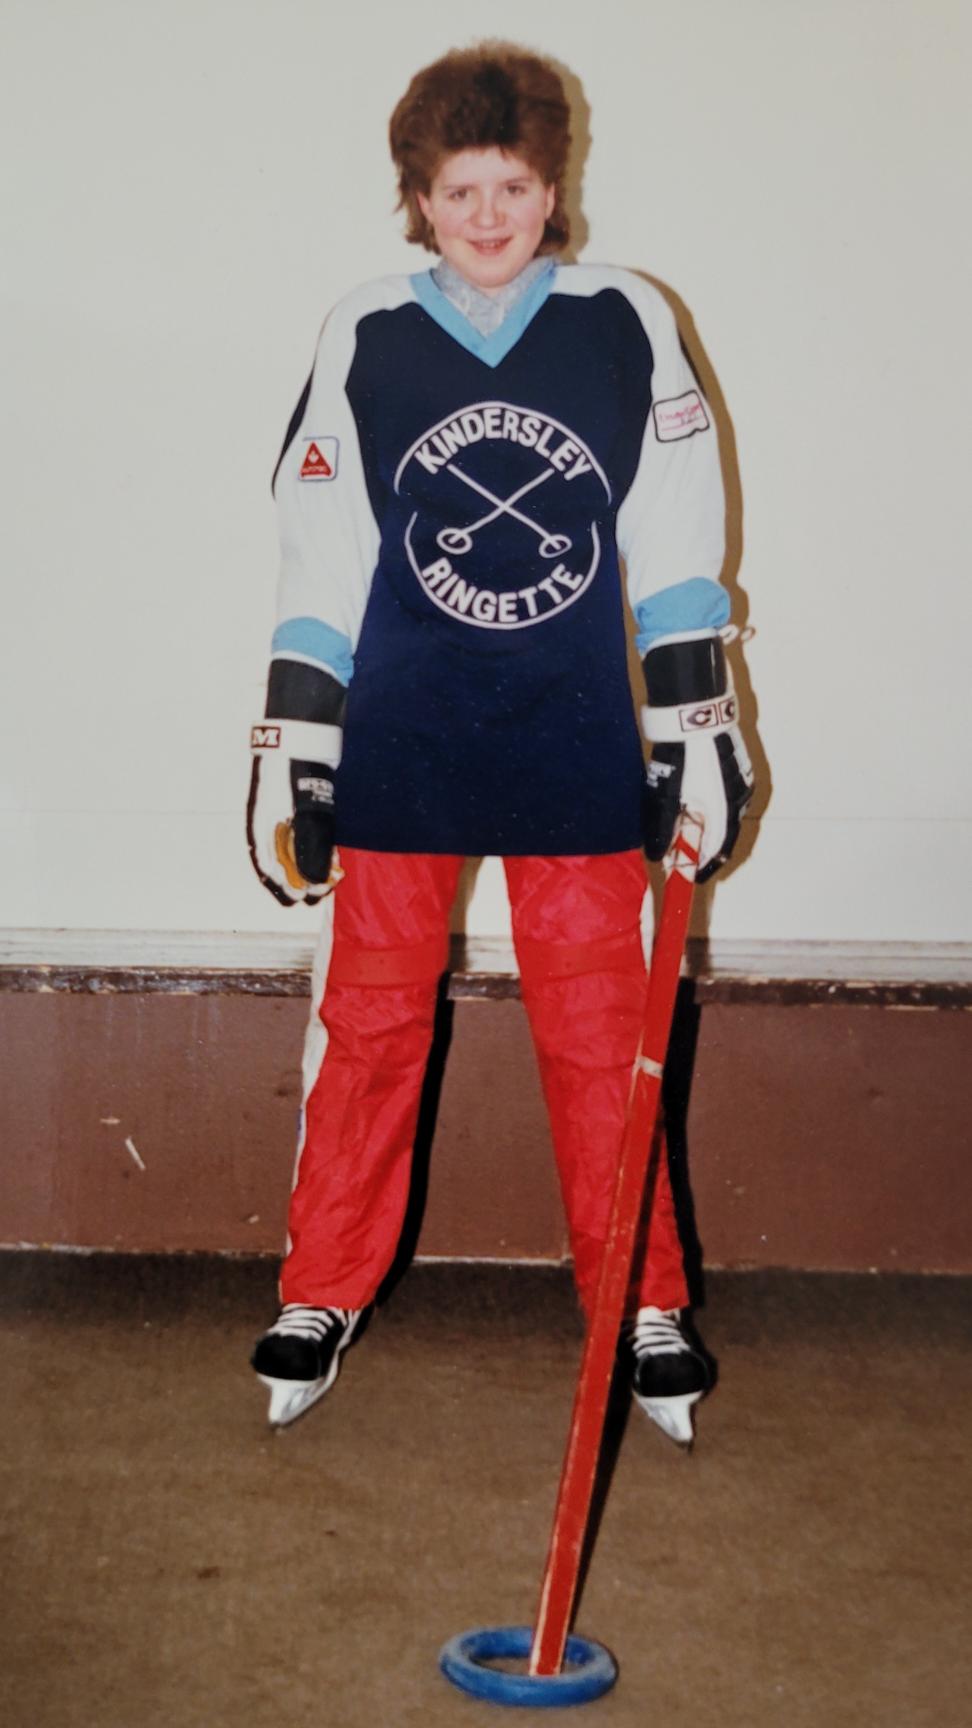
436, 463, 573, 561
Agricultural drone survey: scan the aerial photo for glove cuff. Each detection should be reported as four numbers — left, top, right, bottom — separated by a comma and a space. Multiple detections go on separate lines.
250, 719, 343, 765
641, 625, 738, 743
641, 690, 739, 744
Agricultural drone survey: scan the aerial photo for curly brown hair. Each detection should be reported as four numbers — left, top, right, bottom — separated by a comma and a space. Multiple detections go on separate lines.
389, 43, 571, 254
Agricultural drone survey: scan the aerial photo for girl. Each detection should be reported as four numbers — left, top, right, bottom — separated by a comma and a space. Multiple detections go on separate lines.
247, 43, 753, 1444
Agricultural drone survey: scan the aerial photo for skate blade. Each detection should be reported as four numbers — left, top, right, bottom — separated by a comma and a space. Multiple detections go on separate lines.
634, 1388, 703, 1447
260, 1374, 333, 1428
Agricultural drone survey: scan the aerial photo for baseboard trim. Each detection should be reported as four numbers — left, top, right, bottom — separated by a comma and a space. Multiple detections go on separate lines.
2, 931, 971, 1006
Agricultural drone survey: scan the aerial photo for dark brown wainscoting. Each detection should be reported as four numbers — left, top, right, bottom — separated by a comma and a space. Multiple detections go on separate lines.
1, 945, 970, 1272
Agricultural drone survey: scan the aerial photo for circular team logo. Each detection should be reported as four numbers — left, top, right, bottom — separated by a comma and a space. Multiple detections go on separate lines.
393, 401, 612, 630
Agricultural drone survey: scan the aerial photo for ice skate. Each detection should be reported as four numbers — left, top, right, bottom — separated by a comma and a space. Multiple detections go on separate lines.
625, 1306, 712, 1447
251, 1304, 369, 1427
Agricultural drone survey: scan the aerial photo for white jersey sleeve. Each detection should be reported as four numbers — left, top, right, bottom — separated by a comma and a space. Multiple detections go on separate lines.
270, 279, 411, 685
613, 274, 728, 651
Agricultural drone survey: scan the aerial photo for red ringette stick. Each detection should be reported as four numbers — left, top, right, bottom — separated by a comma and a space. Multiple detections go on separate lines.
529, 813, 703, 1677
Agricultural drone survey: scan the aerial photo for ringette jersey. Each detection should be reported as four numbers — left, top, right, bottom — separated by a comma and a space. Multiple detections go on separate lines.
271, 263, 728, 855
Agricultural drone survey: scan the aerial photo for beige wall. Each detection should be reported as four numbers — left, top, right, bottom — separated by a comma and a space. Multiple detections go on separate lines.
3, 0, 971, 942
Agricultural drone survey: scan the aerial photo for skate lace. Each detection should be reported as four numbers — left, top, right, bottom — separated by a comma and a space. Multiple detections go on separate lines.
270, 1304, 354, 1342
624, 1307, 690, 1359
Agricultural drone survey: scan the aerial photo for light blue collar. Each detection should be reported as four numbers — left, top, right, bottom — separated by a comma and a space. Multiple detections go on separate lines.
411, 259, 556, 368
432, 256, 551, 335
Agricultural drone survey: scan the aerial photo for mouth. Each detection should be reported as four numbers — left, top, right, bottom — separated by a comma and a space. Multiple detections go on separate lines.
468, 238, 513, 256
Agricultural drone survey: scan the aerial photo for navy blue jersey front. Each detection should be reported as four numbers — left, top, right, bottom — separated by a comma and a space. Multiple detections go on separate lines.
270, 264, 729, 855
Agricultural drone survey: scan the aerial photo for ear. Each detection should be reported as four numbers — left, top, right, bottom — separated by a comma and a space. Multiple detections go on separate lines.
543, 184, 556, 221
417, 191, 433, 225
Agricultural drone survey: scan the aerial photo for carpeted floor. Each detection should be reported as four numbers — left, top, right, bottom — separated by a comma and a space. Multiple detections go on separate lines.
1, 1255, 969, 1728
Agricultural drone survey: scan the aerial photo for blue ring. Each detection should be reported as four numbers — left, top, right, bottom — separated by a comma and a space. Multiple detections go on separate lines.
438, 1624, 618, 1708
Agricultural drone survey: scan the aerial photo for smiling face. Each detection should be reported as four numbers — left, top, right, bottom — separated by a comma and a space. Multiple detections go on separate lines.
417, 147, 556, 295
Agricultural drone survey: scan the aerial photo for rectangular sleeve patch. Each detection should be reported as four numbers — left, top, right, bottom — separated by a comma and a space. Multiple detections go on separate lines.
652, 391, 710, 442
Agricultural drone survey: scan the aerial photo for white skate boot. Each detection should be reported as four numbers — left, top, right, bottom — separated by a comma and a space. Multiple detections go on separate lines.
625, 1306, 712, 1446
251, 1304, 369, 1427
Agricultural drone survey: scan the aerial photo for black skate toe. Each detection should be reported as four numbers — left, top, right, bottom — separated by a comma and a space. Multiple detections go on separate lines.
631, 1349, 711, 1401
251, 1332, 321, 1381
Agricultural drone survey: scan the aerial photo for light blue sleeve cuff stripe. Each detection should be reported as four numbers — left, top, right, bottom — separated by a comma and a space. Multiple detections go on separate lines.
634, 578, 731, 654
271, 617, 354, 684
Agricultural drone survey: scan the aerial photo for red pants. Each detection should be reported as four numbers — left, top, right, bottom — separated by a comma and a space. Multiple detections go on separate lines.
281, 849, 689, 1315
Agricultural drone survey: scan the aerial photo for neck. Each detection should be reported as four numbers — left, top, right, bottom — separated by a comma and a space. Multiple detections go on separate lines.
438, 256, 541, 298
431, 256, 554, 338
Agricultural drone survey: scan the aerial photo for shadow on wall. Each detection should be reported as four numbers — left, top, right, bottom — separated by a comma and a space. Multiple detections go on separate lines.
450, 856, 484, 934
636, 272, 771, 947
379, 979, 455, 1303
552, 54, 592, 263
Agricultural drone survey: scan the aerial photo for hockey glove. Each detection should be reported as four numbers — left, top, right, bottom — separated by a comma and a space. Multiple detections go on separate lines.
246, 660, 345, 907
641, 629, 754, 884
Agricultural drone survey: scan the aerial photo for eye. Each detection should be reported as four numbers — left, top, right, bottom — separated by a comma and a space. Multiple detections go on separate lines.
446, 188, 469, 202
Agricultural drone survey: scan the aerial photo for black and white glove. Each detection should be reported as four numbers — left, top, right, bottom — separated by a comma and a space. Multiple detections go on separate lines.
246, 661, 345, 908
641, 629, 754, 884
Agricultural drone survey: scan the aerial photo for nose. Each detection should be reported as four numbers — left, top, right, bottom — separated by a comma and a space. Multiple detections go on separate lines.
471, 190, 502, 229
